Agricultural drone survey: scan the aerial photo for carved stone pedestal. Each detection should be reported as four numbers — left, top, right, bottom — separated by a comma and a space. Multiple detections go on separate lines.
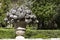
16, 27, 25, 39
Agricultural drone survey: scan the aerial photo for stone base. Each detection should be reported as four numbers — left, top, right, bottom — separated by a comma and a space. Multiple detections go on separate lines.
16, 36, 25, 40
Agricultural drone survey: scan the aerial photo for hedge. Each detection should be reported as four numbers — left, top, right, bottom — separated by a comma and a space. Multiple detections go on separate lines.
25, 29, 60, 38
0, 28, 15, 39
0, 28, 60, 38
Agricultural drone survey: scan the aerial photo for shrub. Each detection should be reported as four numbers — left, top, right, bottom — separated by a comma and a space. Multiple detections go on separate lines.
25, 30, 60, 38
0, 28, 60, 38
0, 28, 15, 39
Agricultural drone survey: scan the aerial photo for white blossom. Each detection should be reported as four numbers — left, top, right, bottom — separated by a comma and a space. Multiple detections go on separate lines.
10, 15, 14, 18
13, 15, 18, 19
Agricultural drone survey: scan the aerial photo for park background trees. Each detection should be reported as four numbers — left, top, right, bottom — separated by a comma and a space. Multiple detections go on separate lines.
31, 0, 60, 29
0, 0, 60, 29
0, 0, 60, 39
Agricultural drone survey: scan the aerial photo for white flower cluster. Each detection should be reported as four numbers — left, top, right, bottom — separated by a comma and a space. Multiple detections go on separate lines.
4, 5, 38, 24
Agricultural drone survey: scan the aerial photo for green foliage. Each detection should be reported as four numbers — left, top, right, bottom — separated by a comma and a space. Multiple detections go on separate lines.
31, 0, 60, 29
0, 0, 11, 24
1, 28, 60, 38
25, 30, 60, 38
54, 5, 60, 28
0, 28, 15, 39
31, 0, 57, 18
